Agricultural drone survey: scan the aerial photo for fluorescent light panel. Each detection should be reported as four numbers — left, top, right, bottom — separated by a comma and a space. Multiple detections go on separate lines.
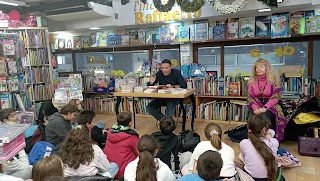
258, 8, 271, 12
0, 0, 26, 6
89, 27, 101, 30
0, 0, 18, 6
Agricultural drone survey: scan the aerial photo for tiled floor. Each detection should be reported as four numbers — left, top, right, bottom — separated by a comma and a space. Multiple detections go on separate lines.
96, 114, 320, 181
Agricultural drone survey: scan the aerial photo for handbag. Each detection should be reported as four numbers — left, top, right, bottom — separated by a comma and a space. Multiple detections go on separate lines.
298, 136, 320, 157
177, 130, 200, 153
224, 124, 248, 143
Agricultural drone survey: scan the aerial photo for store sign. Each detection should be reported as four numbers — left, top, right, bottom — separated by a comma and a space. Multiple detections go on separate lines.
134, 0, 202, 24
250, 46, 295, 57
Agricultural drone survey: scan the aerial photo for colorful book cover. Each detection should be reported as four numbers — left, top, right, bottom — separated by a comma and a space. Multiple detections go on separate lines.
0, 76, 7, 92
195, 23, 208, 41
160, 26, 171, 44
239, 17, 255, 38
96, 32, 107, 47
138, 29, 146, 44
8, 75, 19, 92
290, 12, 305, 35
2, 39, 15, 55
90, 32, 97, 47
82, 36, 90, 48
1, 93, 11, 108
169, 24, 180, 43
73, 36, 81, 49
189, 24, 195, 41
229, 82, 240, 96
305, 10, 316, 33
178, 26, 190, 42
114, 29, 125, 35
256, 16, 271, 37
6, 57, 17, 75
214, 20, 227, 40
181, 64, 190, 78
228, 18, 239, 39
0, 57, 7, 76
126, 29, 140, 45
121, 35, 129, 45
191, 63, 206, 77
146, 27, 160, 44
316, 15, 320, 32
65, 38, 73, 49
208, 27, 214, 40
57, 38, 65, 49
107, 35, 120, 46
271, 13, 289, 38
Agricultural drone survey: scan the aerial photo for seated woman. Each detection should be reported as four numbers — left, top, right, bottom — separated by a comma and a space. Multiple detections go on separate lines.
248, 59, 287, 141
59, 126, 118, 179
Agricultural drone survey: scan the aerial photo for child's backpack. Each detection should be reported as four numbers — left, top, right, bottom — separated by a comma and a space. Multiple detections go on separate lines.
224, 124, 248, 143
31, 123, 46, 146
28, 141, 55, 165
177, 130, 200, 153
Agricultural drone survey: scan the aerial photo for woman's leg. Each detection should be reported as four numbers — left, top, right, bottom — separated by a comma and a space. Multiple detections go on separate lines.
265, 110, 276, 129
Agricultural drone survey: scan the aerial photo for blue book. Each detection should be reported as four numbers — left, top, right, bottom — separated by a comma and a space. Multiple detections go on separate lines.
191, 63, 206, 77
214, 25, 226, 40
271, 13, 289, 38
107, 35, 120, 46
181, 64, 190, 78
178, 26, 190, 42
256, 16, 271, 37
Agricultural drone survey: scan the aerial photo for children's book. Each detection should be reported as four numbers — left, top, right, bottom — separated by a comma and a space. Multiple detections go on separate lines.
271, 13, 289, 38
138, 29, 146, 44
1, 93, 11, 108
126, 29, 140, 46
228, 82, 240, 96
228, 18, 239, 39
90, 32, 97, 47
8, 76, 18, 92
57, 38, 65, 49
146, 27, 160, 44
195, 23, 208, 41
0, 57, 7, 76
208, 27, 214, 40
178, 26, 190, 42
82, 36, 90, 48
65, 38, 73, 49
214, 20, 227, 40
181, 64, 190, 78
73, 36, 81, 49
2, 39, 15, 55
0, 76, 7, 92
239, 17, 255, 38
96, 32, 107, 47
305, 10, 316, 33
256, 16, 271, 37
160, 26, 171, 44
121, 35, 129, 45
169, 24, 180, 43
107, 34, 120, 46
189, 24, 195, 41
114, 29, 125, 35
290, 12, 305, 35
191, 63, 206, 77
6, 57, 17, 75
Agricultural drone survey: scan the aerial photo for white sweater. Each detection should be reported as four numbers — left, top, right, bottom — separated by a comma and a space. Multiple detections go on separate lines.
64, 144, 110, 177
188, 141, 236, 177
124, 158, 174, 181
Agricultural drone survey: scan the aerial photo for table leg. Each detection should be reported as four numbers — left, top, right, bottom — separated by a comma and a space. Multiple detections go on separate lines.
190, 94, 195, 131
180, 99, 186, 131
115, 96, 121, 115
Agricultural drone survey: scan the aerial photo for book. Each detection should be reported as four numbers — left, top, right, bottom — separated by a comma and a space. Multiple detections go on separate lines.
126, 29, 139, 46
228, 82, 240, 96
169, 24, 180, 43
239, 17, 255, 38
195, 23, 208, 41
214, 20, 227, 40
146, 27, 160, 44
189, 24, 195, 41
57, 38, 65, 49
256, 16, 271, 37
6, 57, 17, 75
8, 76, 18, 92
73, 36, 81, 49
82, 36, 90, 48
0, 76, 7, 92
138, 29, 146, 44
65, 38, 73, 49
290, 12, 305, 35
191, 63, 206, 77
107, 34, 120, 46
271, 13, 289, 38
96, 32, 107, 47
121, 35, 129, 45
1, 93, 11, 108
208, 27, 214, 40
178, 26, 190, 42
90, 32, 97, 47
160, 26, 171, 44
228, 18, 239, 39
0, 57, 7, 76
2, 39, 15, 55
305, 10, 316, 33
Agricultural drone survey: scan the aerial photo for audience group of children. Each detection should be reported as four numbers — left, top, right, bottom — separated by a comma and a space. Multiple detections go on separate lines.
0, 99, 282, 181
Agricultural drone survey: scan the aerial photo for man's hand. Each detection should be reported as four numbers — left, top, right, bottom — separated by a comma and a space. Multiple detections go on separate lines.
166, 84, 174, 88
149, 76, 155, 85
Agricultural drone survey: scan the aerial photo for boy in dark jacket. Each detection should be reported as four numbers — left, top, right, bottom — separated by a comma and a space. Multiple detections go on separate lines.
151, 116, 180, 172
103, 111, 139, 179
45, 103, 78, 147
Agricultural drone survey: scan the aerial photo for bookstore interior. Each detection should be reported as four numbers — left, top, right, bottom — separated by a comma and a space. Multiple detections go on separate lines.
1, 1, 320, 131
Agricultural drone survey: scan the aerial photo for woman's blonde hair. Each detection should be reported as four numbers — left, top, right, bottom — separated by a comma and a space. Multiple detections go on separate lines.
32, 155, 64, 181
249, 59, 280, 87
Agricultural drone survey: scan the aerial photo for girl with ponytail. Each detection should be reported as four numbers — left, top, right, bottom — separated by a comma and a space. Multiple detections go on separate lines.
240, 114, 279, 181
124, 135, 174, 181
187, 123, 236, 180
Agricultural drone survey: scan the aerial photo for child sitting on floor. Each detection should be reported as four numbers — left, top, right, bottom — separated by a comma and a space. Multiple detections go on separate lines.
31, 155, 64, 181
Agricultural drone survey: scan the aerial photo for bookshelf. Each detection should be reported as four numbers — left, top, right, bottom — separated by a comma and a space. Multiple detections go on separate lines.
0, 27, 54, 119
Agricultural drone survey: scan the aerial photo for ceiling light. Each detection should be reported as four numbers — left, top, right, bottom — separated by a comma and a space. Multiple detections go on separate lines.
0, 0, 26, 6
258, 8, 271, 12
89, 27, 101, 30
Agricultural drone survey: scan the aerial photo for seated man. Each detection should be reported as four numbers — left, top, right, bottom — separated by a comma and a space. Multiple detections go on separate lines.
147, 59, 187, 121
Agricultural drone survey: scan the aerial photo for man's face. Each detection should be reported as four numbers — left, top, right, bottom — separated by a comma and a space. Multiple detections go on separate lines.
161, 63, 172, 76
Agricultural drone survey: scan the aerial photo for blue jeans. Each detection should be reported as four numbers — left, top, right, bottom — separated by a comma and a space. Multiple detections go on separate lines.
99, 162, 119, 179
147, 98, 180, 120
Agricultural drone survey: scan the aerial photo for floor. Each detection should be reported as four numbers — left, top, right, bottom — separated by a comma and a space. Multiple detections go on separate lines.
95, 114, 320, 181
